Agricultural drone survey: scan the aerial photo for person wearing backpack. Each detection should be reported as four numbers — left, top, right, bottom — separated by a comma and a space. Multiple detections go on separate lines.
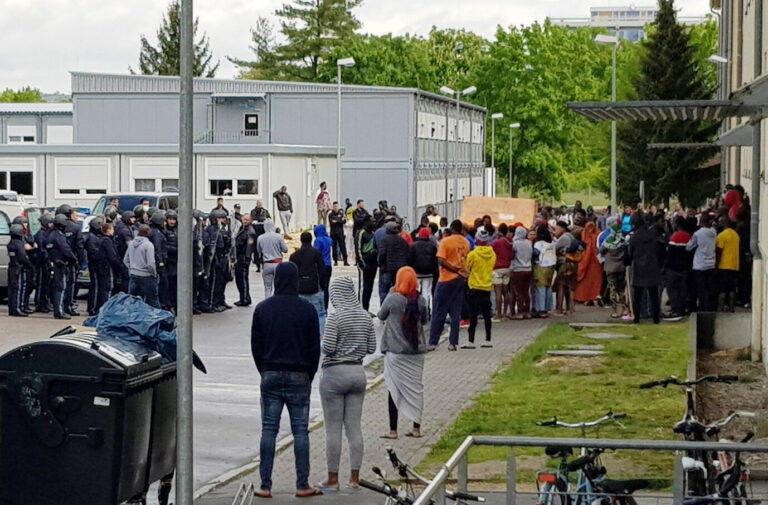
357, 218, 378, 312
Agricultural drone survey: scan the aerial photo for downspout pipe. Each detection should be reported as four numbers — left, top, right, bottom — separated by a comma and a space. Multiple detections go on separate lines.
751, 0, 764, 364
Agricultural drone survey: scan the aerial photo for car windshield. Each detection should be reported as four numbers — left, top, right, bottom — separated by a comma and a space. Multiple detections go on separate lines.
93, 195, 157, 215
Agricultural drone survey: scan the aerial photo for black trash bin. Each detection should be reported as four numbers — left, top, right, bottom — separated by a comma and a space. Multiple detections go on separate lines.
0, 332, 176, 505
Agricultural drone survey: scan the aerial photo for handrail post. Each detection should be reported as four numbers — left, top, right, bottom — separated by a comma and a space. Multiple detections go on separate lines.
673, 451, 684, 504
436, 481, 446, 505
506, 448, 517, 505
458, 452, 468, 494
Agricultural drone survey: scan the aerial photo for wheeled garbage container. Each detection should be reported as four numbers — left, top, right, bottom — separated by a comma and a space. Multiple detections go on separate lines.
0, 331, 176, 505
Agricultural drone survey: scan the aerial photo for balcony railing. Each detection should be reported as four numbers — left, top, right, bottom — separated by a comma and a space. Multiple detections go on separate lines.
194, 130, 261, 144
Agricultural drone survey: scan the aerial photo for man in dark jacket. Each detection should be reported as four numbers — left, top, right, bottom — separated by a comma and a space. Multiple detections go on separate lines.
48, 214, 78, 319
57, 204, 84, 316
408, 227, 438, 307
234, 214, 258, 306
290, 231, 326, 330
272, 186, 293, 239
352, 200, 371, 254
628, 214, 661, 324
664, 216, 692, 318
204, 209, 233, 312
33, 214, 54, 313
357, 219, 378, 312
113, 211, 135, 294
85, 218, 111, 315
328, 201, 348, 266
250, 200, 272, 223
162, 210, 179, 312
251, 262, 321, 499
377, 221, 409, 303
7, 224, 32, 317
313, 225, 333, 310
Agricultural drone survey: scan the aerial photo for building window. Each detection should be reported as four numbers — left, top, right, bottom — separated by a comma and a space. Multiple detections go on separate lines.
7, 125, 36, 144
0, 171, 33, 195
209, 179, 233, 197
243, 114, 259, 137
237, 179, 258, 195
135, 178, 156, 192
161, 179, 179, 192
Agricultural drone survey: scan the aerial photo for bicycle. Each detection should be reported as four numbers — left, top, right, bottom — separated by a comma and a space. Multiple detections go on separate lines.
639, 375, 739, 498
359, 447, 485, 504
705, 411, 758, 505
535, 411, 648, 505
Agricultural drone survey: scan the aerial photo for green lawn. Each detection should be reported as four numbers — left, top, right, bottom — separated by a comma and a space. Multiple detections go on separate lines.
420, 323, 689, 482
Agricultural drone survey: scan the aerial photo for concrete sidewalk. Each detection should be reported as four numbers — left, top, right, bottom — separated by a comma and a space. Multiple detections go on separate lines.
196, 318, 549, 504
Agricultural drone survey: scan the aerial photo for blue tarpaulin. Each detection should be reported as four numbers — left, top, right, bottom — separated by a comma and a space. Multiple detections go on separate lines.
83, 293, 206, 372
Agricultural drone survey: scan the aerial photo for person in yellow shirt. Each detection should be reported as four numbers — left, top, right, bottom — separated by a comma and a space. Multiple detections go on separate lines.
716, 217, 740, 312
463, 226, 497, 349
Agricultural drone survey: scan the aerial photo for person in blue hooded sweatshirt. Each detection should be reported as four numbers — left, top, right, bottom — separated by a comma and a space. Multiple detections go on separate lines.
314, 224, 333, 310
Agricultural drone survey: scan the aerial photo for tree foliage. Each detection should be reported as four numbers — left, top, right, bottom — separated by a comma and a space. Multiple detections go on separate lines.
231, 0, 362, 82
617, 1, 718, 208
0, 87, 44, 103
133, 0, 219, 77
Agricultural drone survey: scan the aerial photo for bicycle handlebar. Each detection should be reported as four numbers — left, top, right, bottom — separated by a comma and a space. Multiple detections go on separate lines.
359, 479, 412, 504
639, 375, 738, 389
536, 411, 627, 429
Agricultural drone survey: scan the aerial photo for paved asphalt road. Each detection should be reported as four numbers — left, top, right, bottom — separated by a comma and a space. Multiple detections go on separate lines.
0, 264, 379, 493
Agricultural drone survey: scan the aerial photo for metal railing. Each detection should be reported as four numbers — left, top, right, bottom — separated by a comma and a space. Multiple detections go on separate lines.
414, 436, 768, 505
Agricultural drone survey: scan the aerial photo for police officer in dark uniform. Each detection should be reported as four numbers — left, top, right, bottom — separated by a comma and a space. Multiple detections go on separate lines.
203, 209, 232, 312
33, 214, 54, 313
133, 204, 147, 233
162, 210, 179, 312
328, 201, 349, 266
56, 204, 84, 316
251, 200, 270, 272
234, 214, 258, 306
85, 217, 122, 315
11, 216, 37, 313
193, 210, 210, 313
104, 205, 118, 225
7, 224, 32, 316
148, 211, 168, 304
113, 211, 135, 293
48, 214, 78, 319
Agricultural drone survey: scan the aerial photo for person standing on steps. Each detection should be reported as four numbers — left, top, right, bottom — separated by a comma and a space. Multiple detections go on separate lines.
428, 220, 470, 351
251, 262, 322, 499
257, 220, 288, 298
272, 186, 294, 239
318, 276, 376, 492
378, 266, 428, 439
328, 202, 349, 266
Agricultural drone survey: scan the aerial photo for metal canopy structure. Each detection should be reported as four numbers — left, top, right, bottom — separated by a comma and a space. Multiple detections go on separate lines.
731, 72, 768, 107
567, 99, 756, 122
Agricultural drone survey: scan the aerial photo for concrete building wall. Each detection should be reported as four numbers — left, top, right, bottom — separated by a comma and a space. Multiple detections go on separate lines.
73, 93, 209, 143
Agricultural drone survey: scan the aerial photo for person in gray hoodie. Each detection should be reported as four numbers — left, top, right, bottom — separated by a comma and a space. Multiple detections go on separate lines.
256, 219, 288, 298
511, 226, 533, 319
124, 224, 159, 308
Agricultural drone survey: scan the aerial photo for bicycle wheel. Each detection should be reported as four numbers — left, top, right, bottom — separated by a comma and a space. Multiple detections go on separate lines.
538, 482, 572, 505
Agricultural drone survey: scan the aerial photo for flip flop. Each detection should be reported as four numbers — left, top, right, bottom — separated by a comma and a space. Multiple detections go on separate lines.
317, 482, 339, 493
296, 488, 323, 498
448, 345, 457, 351
405, 432, 423, 438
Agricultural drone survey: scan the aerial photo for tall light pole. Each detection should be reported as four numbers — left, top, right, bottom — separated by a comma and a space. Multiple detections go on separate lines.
509, 122, 520, 197
709, 54, 728, 186
490, 113, 503, 197
336, 57, 355, 202
440, 84, 476, 217
596, 34, 619, 215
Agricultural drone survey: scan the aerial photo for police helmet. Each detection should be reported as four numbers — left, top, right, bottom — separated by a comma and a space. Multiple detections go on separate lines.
104, 205, 118, 223
39, 213, 54, 228
56, 204, 73, 217
12, 216, 28, 226
166, 209, 178, 220
54, 213, 69, 230
211, 209, 227, 221
90, 217, 104, 234
122, 210, 135, 224
147, 206, 159, 218
150, 211, 167, 228
10, 224, 24, 238
193, 209, 206, 222
134, 204, 145, 221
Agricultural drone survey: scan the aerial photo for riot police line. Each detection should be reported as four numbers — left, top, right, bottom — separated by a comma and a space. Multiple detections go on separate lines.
6, 203, 267, 319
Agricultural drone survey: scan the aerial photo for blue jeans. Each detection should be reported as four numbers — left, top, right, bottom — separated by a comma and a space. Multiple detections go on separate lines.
259, 371, 312, 491
378, 271, 395, 305
429, 277, 467, 346
128, 274, 160, 308
534, 286, 554, 312
300, 291, 327, 334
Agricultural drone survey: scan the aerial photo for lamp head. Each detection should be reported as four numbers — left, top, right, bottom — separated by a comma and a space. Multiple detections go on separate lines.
491, 113, 504, 120
337, 57, 356, 67
439, 86, 455, 97
708, 54, 728, 64
462, 85, 477, 96
510, 122, 521, 129
595, 34, 619, 45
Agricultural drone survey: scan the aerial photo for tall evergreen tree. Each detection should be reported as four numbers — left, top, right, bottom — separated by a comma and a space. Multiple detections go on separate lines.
230, 0, 362, 82
134, 0, 219, 77
617, 0, 718, 208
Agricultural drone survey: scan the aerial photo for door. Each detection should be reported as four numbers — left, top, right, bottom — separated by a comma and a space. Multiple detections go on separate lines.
305, 158, 319, 228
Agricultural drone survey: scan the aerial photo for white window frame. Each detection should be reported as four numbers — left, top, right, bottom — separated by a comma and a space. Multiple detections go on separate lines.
53, 157, 111, 198
243, 113, 260, 137
204, 156, 262, 199
129, 157, 179, 192
7, 125, 36, 144
0, 157, 36, 199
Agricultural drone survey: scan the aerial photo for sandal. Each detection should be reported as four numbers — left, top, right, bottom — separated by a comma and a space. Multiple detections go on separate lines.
380, 433, 398, 439
405, 431, 423, 438
296, 488, 323, 498
448, 344, 457, 351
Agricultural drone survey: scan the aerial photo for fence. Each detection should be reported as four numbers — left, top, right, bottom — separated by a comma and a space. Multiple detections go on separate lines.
413, 436, 768, 505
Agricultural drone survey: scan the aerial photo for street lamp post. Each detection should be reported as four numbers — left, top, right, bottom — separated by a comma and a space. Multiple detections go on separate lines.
490, 113, 503, 197
595, 34, 619, 215
509, 122, 520, 197
336, 57, 355, 202
440, 85, 476, 217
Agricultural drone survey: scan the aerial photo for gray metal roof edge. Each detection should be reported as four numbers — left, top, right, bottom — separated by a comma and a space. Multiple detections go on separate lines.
70, 71, 487, 113
0, 110, 73, 116
0, 143, 339, 155
567, 99, 733, 108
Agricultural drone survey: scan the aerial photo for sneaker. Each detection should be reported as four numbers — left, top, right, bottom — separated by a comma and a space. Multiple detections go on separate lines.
491, 317, 503, 323
621, 315, 633, 321
460, 344, 476, 349
459, 319, 470, 327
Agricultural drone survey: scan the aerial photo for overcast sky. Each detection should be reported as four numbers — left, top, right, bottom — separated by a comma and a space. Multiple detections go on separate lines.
0, 0, 711, 93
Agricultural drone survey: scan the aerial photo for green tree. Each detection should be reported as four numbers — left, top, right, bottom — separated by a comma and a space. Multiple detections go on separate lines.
232, 0, 362, 82
133, 0, 219, 77
617, 1, 718, 208
0, 87, 44, 102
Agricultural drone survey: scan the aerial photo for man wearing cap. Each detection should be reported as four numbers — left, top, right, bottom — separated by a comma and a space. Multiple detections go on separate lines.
233, 203, 243, 223
408, 227, 438, 309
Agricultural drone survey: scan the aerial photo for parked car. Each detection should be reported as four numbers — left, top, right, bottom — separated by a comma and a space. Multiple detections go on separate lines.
91, 192, 179, 217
